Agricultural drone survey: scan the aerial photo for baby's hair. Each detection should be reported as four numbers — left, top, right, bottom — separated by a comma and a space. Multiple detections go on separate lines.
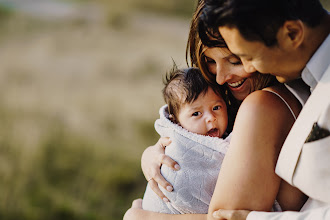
162, 62, 224, 123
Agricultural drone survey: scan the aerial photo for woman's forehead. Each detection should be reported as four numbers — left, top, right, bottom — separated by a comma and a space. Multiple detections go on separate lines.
204, 47, 232, 57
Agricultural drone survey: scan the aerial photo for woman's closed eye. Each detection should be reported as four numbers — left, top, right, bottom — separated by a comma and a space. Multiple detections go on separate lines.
205, 57, 215, 64
205, 57, 216, 75
229, 60, 242, 65
228, 56, 242, 66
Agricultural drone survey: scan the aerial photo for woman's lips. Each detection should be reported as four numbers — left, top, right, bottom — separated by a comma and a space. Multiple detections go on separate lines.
227, 79, 247, 88
206, 128, 220, 137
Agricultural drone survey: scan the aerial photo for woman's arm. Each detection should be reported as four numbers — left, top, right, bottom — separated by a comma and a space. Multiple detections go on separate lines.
124, 199, 206, 220
207, 90, 298, 219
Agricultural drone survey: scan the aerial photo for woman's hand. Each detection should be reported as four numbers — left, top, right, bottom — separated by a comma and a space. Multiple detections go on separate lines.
141, 137, 180, 201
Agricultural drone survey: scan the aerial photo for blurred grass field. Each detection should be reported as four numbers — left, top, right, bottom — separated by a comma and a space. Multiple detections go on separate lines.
0, 0, 195, 219
0, 0, 329, 219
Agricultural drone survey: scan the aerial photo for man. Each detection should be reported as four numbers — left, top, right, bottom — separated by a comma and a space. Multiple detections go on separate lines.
199, 0, 330, 219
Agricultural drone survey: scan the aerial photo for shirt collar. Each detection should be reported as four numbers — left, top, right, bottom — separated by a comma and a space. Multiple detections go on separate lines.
301, 34, 330, 91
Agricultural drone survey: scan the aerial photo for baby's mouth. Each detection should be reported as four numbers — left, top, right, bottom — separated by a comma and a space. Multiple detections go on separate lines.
206, 128, 220, 137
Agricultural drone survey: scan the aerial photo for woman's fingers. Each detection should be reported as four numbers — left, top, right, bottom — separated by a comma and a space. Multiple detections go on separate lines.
150, 163, 174, 192
157, 137, 172, 148
146, 154, 174, 201
157, 137, 180, 170
148, 179, 170, 203
141, 137, 181, 200
158, 153, 181, 171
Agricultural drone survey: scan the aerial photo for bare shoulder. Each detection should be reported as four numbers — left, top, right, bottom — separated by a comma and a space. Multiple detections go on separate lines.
237, 90, 290, 121
213, 87, 297, 211
232, 86, 298, 154
237, 83, 301, 121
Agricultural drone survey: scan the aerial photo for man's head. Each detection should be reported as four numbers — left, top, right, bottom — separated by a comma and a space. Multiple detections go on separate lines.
199, 0, 328, 82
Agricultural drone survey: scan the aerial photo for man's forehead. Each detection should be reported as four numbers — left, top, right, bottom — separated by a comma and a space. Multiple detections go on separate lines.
219, 27, 245, 54
218, 26, 259, 57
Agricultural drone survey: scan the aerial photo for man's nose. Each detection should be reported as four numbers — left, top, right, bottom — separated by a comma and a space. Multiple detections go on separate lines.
241, 59, 256, 74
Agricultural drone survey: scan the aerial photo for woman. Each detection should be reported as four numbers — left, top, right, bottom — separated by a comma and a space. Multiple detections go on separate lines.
124, 1, 307, 219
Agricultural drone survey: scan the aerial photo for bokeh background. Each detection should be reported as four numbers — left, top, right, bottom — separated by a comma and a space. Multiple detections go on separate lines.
0, 0, 329, 219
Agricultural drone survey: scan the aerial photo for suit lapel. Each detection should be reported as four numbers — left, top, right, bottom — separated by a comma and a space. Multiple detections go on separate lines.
276, 64, 330, 185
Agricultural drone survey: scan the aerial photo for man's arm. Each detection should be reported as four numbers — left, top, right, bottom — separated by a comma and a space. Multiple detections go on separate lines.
212, 205, 330, 220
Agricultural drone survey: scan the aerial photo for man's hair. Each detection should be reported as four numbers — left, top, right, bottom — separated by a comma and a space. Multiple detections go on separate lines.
163, 64, 224, 122
199, 0, 327, 47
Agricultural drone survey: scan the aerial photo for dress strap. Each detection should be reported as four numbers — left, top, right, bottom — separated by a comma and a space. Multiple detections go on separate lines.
264, 90, 297, 120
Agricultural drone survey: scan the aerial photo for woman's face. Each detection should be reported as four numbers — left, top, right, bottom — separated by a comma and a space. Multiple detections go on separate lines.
203, 47, 255, 101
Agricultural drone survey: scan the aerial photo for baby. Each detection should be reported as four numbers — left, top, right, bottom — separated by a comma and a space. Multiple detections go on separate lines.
142, 66, 231, 214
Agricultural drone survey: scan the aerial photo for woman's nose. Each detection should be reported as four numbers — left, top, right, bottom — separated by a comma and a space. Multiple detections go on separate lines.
215, 65, 233, 85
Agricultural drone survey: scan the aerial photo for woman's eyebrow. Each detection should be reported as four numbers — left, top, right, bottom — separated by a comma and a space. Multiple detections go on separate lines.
224, 54, 239, 59
233, 53, 249, 58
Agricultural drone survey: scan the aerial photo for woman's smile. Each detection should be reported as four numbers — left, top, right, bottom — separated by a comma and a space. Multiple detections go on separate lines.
226, 78, 252, 101
227, 79, 247, 88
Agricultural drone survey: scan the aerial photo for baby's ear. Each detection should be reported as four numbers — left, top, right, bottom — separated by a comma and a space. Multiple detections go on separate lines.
169, 114, 177, 123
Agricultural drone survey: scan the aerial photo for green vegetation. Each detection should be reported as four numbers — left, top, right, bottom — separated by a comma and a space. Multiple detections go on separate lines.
321, 0, 330, 10
1, 0, 328, 219
0, 3, 13, 25
98, 0, 196, 28
0, 0, 193, 218
134, 0, 197, 18
0, 115, 153, 219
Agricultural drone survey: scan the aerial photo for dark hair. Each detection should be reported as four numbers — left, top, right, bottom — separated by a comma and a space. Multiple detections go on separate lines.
186, 0, 206, 67
163, 64, 225, 122
185, 0, 278, 133
199, 0, 327, 47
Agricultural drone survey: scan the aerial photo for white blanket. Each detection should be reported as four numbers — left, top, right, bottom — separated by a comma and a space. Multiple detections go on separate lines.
142, 105, 231, 214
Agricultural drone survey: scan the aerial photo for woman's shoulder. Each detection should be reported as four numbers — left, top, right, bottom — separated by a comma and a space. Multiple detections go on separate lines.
239, 89, 285, 113
231, 85, 298, 152
237, 84, 300, 121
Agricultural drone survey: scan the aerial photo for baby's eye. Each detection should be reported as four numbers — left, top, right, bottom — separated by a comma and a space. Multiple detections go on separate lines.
213, 106, 222, 110
192, 112, 201, 117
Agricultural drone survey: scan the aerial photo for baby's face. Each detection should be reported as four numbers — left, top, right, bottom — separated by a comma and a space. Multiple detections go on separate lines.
177, 87, 228, 138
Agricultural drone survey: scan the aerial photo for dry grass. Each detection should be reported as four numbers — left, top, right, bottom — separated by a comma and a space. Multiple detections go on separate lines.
0, 2, 193, 219
1, 0, 328, 219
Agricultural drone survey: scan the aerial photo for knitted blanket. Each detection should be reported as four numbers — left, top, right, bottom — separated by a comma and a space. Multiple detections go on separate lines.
142, 105, 231, 214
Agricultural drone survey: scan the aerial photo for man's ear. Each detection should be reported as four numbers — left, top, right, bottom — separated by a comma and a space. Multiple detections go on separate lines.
278, 20, 305, 49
